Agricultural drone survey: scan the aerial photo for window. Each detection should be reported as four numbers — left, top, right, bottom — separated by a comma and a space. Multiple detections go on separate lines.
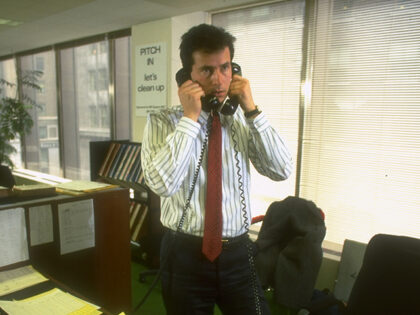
39, 126, 47, 139
37, 102, 46, 115
89, 70, 97, 91
300, 0, 420, 244
35, 56, 44, 71
1, 31, 130, 180
48, 125, 58, 139
89, 105, 97, 127
97, 68, 107, 91
99, 104, 108, 128
214, 0, 420, 246
0, 58, 22, 168
60, 40, 111, 180
213, 0, 306, 216
20, 50, 60, 176
88, 68, 108, 91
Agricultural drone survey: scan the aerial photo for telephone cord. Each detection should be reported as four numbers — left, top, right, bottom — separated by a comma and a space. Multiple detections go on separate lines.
230, 119, 262, 315
132, 114, 212, 313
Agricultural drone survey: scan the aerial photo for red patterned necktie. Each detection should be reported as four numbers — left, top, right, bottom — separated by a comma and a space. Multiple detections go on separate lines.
202, 112, 223, 262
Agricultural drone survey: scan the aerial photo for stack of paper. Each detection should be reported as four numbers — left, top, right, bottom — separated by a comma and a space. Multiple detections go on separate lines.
55, 181, 117, 196
0, 265, 48, 296
12, 184, 56, 198
0, 288, 101, 315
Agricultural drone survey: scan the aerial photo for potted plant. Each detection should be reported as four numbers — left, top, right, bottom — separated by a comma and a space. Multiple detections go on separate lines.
0, 68, 42, 183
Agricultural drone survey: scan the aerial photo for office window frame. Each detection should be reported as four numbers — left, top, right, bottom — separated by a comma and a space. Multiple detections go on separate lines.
0, 29, 131, 179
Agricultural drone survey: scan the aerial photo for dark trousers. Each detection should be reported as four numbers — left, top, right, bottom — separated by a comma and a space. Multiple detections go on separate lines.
160, 229, 271, 315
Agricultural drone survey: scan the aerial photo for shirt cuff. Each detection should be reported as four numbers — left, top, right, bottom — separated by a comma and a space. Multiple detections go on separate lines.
176, 116, 201, 138
247, 112, 270, 133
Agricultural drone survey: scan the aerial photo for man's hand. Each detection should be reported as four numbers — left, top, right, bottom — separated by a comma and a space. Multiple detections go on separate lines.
178, 80, 204, 122
228, 74, 257, 113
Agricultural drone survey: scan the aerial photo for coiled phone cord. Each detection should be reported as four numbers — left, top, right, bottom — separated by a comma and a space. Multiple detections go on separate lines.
132, 114, 212, 313
230, 120, 262, 315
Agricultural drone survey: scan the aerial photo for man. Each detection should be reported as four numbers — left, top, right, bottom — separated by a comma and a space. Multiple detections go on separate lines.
141, 23, 293, 315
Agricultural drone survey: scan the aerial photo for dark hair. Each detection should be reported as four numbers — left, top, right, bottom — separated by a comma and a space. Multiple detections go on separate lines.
179, 24, 236, 73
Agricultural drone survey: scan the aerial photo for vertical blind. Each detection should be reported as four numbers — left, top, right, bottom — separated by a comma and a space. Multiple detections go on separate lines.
212, 0, 306, 216
301, 0, 420, 244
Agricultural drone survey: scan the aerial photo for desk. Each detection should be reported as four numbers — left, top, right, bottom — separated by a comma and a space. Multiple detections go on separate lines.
0, 188, 131, 314
0, 265, 115, 314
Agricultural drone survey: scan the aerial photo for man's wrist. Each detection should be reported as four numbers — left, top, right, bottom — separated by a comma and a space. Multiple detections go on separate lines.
244, 106, 261, 118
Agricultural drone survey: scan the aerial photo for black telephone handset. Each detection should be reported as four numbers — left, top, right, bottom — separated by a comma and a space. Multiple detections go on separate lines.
176, 62, 242, 115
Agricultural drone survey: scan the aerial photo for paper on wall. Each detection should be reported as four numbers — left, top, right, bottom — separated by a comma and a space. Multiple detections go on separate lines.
0, 208, 29, 267
58, 199, 95, 255
29, 204, 54, 246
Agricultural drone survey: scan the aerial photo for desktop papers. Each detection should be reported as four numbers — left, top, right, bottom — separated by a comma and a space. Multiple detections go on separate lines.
0, 288, 101, 315
0, 208, 29, 267
58, 199, 95, 255
29, 204, 54, 246
55, 180, 116, 194
0, 265, 48, 296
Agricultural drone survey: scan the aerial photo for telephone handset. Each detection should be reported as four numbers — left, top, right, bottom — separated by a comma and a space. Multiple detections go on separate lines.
175, 62, 242, 115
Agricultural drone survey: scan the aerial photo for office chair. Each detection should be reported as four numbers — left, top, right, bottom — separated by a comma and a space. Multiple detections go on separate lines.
301, 233, 420, 315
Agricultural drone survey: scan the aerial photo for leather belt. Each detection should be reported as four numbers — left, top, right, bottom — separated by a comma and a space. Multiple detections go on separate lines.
165, 228, 249, 249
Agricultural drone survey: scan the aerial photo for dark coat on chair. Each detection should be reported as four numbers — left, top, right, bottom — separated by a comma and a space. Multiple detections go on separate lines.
255, 196, 326, 309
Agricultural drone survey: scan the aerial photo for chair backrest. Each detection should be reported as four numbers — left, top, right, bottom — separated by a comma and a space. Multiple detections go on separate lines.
346, 234, 420, 315
333, 239, 367, 303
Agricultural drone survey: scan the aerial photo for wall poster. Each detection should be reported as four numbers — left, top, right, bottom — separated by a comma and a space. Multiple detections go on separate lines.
135, 42, 167, 116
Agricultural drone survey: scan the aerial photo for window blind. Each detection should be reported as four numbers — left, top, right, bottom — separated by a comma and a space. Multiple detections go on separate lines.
212, 0, 306, 216
301, 0, 420, 244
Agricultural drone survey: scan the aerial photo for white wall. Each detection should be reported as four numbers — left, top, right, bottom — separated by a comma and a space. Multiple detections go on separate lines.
131, 12, 209, 142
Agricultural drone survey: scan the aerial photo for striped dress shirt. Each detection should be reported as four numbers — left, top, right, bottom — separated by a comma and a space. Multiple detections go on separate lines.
141, 105, 293, 238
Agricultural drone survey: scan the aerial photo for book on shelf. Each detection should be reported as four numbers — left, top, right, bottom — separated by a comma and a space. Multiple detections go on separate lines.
132, 203, 149, 242
138, 172, 145, 185
128, 200, 136, 215
123, 145, 139, 180
107, 143, 127, 179
116, 145, 133, 181
123, 144, 141, 183
98, 142, 117, 177
99, 142, 143, 187
103, 143, 121, 177
129, 202, 142, 230
123, 145, 141, 182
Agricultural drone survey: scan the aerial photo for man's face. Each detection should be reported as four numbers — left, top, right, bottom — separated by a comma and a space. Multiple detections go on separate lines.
190, 46, 232, 103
